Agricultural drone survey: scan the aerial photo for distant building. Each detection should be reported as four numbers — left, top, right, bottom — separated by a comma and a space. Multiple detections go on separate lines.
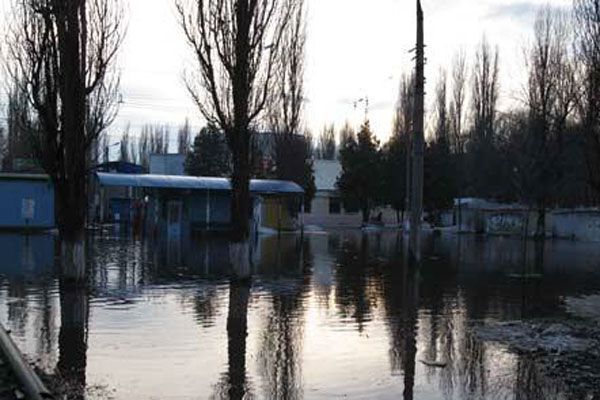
149, 154, 186, 176
0, 174, 54, 230
305, 160, 397, 228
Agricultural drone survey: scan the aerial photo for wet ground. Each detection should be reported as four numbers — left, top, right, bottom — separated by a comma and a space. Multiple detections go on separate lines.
1, 230, 600, 399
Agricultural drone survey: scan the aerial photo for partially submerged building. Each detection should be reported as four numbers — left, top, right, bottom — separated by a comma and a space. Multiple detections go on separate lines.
0, 174, 54, 230
95, 173, 304, 237
305, 160, 397, 228
91, 161, 146, 223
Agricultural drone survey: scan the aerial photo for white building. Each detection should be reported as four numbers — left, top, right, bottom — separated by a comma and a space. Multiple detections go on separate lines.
305, 159, 397, 228
149, 154, 186, 176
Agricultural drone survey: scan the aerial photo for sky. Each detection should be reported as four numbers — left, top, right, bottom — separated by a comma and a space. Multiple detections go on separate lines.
0, 0, 573, 146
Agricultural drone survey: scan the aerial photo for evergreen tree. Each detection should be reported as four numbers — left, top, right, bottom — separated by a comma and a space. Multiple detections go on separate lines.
185, 125, 231, 177
337, 121, 382, 223
274, 133, 316, 206
424, 139, 455, 223
381, 134, 409, 223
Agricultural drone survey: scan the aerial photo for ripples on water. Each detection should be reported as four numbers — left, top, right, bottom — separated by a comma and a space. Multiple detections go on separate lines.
0, 231, 600, 399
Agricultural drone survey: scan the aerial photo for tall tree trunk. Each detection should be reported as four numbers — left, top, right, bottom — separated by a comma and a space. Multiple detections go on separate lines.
56, 183, 87, 282
230, 142, 251, 241
56, 1, 89, 282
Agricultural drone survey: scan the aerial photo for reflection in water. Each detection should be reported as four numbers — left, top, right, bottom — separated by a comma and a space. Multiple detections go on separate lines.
401, 264, 419, 400
0, 231, 599, 399
57, 282, 89, 400
217, 281, 251, 400
256, 238, 311, 400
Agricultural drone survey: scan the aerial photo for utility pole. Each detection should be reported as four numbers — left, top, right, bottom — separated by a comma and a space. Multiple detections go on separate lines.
409, 0, 425, 264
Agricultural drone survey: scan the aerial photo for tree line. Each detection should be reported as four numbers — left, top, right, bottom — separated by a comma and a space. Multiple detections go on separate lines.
331, 3, 600, 234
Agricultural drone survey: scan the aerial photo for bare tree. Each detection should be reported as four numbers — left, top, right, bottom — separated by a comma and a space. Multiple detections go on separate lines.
471, 37, 499, 143
449, 51, 468, 228
434, 69, 449, 144
392, 73, 415, 139
176, 0, 294, 241
119, 124, 132, 163
318, 124, 336, 160
268, 0, 305, 137
3, 77, 34, 171
522, 7, 577, 236
574, 0, 600, 196
6, 0, 124, 280
137, 126, 151, 168
149, 124, 169, 154
449, 50, 467, 155
177, 118, 192, 155
467, 37, 501, 199
392, 73, 415, 221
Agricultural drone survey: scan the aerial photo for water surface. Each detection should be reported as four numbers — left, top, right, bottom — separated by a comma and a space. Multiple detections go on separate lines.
1, 231, 600, 399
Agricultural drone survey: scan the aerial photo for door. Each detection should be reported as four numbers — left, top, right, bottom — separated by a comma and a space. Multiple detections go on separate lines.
167, 200, 183, 239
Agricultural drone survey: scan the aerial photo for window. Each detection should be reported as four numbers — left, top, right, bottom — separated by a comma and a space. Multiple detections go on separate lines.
304, 199, 312, 214
329, 197, 341, 214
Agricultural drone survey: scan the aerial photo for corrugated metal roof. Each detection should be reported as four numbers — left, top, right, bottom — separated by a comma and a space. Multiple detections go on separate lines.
96, 173, 304, 194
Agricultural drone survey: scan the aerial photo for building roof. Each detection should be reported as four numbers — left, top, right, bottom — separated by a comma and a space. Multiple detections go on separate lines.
96, 173, 304, 194
454, 197, 527, 211
313, 160, 342, 192
0, 173, 51, 182
94, 161, 146, 174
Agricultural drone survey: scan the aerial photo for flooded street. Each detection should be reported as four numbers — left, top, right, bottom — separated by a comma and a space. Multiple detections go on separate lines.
1, 231, 600, 399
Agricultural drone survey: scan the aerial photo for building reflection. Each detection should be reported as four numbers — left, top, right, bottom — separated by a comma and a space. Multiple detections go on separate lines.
0, 231, 599, 399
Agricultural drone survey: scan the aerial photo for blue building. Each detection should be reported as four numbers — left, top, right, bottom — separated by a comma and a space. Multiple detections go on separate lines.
95, 173, 305, 237
90, 161, 146, 223
0, 174, 55, 230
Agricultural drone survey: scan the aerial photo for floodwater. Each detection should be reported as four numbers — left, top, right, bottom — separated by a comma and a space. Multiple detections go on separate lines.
1, 230, 600, 399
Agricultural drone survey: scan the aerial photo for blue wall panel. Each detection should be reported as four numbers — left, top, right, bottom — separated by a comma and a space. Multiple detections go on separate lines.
0, 179, 55, 228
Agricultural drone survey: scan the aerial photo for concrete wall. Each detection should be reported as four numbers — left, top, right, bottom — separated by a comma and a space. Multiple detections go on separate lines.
0, 179, 54, 229
553, 210, 600, 242
304, 191, 399, 228
457, 207, 551, 237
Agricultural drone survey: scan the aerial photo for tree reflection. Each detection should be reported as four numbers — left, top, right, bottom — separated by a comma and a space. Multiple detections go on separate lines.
56, 281, 89, 400
212, 280, 251, 400
334, 234, 375, 332
256, 237, 311, 400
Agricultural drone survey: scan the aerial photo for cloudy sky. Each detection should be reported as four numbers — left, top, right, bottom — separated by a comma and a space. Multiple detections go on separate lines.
1, 0, 572, 145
